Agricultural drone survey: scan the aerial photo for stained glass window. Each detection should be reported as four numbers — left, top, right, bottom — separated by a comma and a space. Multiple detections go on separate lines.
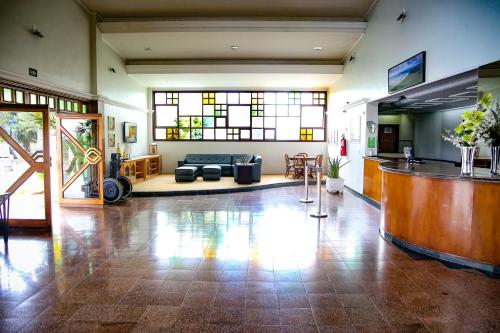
153, 91, 326, 142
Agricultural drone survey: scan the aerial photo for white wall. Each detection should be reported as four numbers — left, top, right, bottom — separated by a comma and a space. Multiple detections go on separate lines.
155, 141, 327, 174
96, 32, 149, 163
103, 104, 149, 163
329, 0, 500, 193
0, 0, 92, 94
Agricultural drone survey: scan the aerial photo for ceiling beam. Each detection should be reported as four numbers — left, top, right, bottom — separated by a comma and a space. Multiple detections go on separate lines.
126, 60, 343, 75
98, 18, 367, 33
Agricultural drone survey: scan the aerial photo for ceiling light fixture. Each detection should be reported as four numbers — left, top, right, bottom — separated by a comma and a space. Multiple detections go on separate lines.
144, 47, 152, 51
313, 46, 323, 51
231, 45, 239, 50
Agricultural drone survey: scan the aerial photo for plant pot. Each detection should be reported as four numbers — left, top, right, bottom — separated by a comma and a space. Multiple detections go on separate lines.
326, 177, 344, 193
491, 146, 500, 176
460, 146, 477, 176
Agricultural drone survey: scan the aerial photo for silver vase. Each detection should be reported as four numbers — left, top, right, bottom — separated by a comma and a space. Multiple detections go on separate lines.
491, 146, 500, 176
460, 146, 477, 176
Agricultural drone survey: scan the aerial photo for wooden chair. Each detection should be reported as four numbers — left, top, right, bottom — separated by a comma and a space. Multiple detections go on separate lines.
293, 154, 306, 178
284, 154, 295, 178
309, 154, 323, 178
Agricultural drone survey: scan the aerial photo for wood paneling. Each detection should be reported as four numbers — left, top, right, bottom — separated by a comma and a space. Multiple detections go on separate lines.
363, 157, 386, 203
381, 170, 500, 265
120, 155, 162, 184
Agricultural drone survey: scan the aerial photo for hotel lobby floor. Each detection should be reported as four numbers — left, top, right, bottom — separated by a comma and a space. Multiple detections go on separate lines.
0, 186, 499, 333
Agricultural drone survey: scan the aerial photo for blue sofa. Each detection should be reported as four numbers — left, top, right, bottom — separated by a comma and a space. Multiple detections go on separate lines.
178, 154, 262, 182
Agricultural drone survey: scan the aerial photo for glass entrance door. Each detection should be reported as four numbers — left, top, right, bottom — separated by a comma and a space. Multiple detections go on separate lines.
56, 113, 104, 206
0, 104, 52, 228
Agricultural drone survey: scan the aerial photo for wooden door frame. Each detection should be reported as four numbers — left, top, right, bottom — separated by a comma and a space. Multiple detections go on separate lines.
0, 104, 51, 229
56, 113, 104, 206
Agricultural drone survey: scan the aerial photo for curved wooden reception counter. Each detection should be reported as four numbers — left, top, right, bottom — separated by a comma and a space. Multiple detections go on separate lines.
379, 161, 500, 274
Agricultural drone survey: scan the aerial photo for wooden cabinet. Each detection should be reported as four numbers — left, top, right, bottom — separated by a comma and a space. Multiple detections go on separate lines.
363, 157, 390, 203
120, 155, 161, 184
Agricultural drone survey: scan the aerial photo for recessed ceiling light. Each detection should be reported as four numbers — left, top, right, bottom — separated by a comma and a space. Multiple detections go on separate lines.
144, 47, 152, 51
313, 46, 323, 51
231, 45, 239, 50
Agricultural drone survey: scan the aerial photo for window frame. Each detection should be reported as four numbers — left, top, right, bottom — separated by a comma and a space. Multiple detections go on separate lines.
153, 90, 327, 142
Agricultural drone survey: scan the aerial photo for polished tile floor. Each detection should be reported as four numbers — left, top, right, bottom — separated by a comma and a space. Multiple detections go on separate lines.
0, 186, 499, 333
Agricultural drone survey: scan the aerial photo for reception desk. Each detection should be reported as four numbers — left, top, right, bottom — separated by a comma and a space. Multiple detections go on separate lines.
379, 161, 500, 274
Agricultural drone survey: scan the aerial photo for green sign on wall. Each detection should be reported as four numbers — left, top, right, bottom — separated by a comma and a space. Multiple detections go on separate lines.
368, 136, 376, 148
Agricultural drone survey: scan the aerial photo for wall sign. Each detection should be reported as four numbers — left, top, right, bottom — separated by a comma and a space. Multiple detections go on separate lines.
29, 68, 38, 77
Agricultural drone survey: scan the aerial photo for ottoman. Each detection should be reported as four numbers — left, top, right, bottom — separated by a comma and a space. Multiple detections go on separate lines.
175, 166, 198, 182
202, 165, 221, 181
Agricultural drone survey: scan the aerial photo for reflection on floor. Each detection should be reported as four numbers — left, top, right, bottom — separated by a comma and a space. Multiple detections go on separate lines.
132, 174, 305, 194
0, 186, 499, 332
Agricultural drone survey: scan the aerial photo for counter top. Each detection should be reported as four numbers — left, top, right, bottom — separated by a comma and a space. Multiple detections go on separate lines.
380, 161, 500, 182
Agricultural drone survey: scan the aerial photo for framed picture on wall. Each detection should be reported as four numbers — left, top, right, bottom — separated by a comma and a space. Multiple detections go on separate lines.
108, 116, 115, 131
349, 115, 361, 142
108, 133, 116, 148
124, 122, 138, 143
388, 51, 426, 93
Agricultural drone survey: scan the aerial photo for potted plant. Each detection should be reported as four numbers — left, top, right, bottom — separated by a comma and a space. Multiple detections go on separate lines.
477, 93, 500, 175
442, 102, 485, 175
326, 156, 349, 193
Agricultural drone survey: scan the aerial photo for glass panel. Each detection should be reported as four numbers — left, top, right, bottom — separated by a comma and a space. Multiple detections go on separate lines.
252, 117, 263, 128
264, 117, 276, 128
215, 129, 226, 140
2, 88, 12, 102
61, 119, 97, 150
63, 164, 100, 199
178, 117, 190, 127
179, 93, 202, 116
155, 128, 167, 140
156, 105, 177, 126
155, 92, 167, 104
276, 105, 288, 116
289, 105, 300, 117
276, 117, 300, 140
216, 118, 226, 127
191, 128, 202, 140
239, 93, 251, 104
30, 94, 37, 104
252, 129, 263, 140
301, 106, 324, 127
264, 92, 276, 104
203, 105, 215, 115
227, 93, 239, 104
215, 93, 226, 104
180, 128, 190, 140
313, 129, 325, 141
0, 111, 44, 157
265, 129, 275, 140
61, 133, 84, 185
59, 100, 65, 110
264, 104, 276, 116
203, 129, 214, 140
73, 102, 79, 112
10, 171, 45, 219
82, 104, 87, 113
49, 97, 55, 109
66, 101, 72, 112
203, 117, 214, 127
228, 106, 250, 127
240, 129, 250, 140
0, 154, 30, 193
276, 93, 288, 104
301, 92, 313, 105
191, 117, 202, 128
15, 91, 24, 103
39, 96, 47, 105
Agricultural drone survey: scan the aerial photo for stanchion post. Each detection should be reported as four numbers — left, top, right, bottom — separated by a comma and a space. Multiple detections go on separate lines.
300, 163, 313, 203
310, 166, 328, 218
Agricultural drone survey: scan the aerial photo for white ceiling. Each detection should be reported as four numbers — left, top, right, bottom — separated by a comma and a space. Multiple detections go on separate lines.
102, 31, 362, 60
130, 73, 341, 89
80, 0, 376, 19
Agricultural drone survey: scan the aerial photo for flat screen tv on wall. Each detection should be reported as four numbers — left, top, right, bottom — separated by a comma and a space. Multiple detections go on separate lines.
388, 51, 426, 93
123, 122, 137, 143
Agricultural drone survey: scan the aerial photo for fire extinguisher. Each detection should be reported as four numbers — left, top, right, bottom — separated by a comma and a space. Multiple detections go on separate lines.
340, 134, 347, 156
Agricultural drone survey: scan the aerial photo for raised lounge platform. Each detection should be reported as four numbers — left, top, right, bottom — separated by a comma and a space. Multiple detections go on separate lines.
131, 174, 318, 196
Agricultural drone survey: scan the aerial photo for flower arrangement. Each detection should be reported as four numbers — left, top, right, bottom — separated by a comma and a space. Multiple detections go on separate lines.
477, 94, 500, 146
442, 95, 489, 147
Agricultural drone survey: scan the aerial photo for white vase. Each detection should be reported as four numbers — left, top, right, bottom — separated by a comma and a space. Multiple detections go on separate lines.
326, 177, 345, 193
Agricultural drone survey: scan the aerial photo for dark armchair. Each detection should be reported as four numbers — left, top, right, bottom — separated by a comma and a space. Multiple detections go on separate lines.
233, 155, 262, 183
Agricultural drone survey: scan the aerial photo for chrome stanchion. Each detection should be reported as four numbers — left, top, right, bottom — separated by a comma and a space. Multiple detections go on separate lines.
310, 167, 328, 218
299, 163, 314, 203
